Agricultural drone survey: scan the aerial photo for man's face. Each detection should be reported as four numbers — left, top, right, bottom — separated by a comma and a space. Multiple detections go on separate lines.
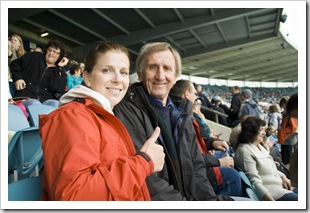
139, 49, 177, 105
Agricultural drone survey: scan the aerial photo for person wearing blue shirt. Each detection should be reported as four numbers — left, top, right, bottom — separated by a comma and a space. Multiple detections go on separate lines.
66, 62, 83, 90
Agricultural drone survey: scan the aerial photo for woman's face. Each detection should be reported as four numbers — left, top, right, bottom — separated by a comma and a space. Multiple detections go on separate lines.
84, 50, 130, 109
10, 36, 20, 50
254, 126, 266, 143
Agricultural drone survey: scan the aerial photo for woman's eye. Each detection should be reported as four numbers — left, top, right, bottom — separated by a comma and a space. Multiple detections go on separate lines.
103, 68, 111, 73
120, 70, 129, 76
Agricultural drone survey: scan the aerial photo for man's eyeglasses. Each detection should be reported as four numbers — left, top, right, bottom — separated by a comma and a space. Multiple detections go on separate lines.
47, 48, 60, 55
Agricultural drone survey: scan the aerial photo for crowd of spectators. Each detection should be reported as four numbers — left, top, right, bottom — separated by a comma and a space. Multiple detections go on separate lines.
8, 34, 299, 202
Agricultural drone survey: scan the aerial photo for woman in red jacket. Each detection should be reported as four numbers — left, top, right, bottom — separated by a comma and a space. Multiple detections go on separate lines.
39, 41, 165, 200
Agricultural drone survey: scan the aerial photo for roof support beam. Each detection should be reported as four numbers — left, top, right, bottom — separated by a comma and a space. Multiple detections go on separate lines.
48, 9, 107, 40
91, 8, 130, 35
110, 8, 272, 46
22, 18, 84, 46
187, 47, 295, 76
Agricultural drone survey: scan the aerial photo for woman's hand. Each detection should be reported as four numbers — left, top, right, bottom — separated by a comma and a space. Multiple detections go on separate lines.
281, 175, 292, 190
140, 127, 165, 173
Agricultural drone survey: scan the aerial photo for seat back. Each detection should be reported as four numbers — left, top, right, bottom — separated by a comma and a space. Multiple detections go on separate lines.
238, 170, 252, 188
245, 188, 260, 201
8, 176, 43, 201
8, 126, 43, 183
9, 81, 16, 97
238, 170, 260, 200
26, 104, 57, 126
8, 104, 30, 131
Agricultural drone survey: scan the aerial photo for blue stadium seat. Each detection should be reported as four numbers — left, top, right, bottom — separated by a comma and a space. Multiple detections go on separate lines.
238, 170, 260, 200
26, 104, 56, 126
245, 187, 259, 201
8, 104, 30, 131
8, 176, 43, 201
8, 126, 43, 183
9, 81, 16, 97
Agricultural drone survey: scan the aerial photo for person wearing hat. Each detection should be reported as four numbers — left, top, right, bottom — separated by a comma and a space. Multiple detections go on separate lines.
239, 89, 261, 120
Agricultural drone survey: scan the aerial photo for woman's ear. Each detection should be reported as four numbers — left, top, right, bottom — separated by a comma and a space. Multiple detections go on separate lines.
83, 71, 91, 87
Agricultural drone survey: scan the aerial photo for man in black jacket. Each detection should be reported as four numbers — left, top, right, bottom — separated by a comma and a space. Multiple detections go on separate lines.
228, 86, 242, 127
170, 79, 242, 197
114, 42, 241, 201
10, 39, 68, 107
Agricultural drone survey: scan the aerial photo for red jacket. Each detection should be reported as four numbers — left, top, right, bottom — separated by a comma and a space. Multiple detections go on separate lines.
192, 120, 223, 185
39, 99, 152, 200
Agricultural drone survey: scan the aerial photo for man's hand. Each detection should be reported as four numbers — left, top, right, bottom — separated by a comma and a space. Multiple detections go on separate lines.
213, 140, 229, 151
140, 127, 165, 172
15, 79, 26, 90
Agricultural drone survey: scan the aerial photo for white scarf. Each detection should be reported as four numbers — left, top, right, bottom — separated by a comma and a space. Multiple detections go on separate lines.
59, 85, 113, 114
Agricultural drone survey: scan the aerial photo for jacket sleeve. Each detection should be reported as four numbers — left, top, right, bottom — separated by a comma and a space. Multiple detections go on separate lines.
186, 123, 224, 201
9, 54, 24, 82
202, 153, 220, 168
39, 105, 151, 200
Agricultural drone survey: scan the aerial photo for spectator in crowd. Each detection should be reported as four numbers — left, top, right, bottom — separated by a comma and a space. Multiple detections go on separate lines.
114, 42, 241, 201
210, 96, 228, 126
66, 62, 83, 89
170, 79, 242, 197
268, 104, 282, 130
239, 89, 261, 120
195, 84, 216, 122
10, 39, 68, 108
234, 116, 298, 201
279, 96, 289, 113
262, 126, 290, 179
229, 114, 254, 149
8, 34, 26, 65
228, 86, 242, 127
196, 84, 212, 108
34, 47, 43, 53
278, 93, 298, 167
287, 93, 298, 188
79, 62, 85, 74
39, 41, 165, 200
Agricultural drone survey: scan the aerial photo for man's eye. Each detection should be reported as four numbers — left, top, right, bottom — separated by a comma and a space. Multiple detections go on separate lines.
149, 65, 158, 70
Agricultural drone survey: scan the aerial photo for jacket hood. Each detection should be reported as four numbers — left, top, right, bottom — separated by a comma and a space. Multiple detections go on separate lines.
247, 99, 259, 108
59, 85, 113, 114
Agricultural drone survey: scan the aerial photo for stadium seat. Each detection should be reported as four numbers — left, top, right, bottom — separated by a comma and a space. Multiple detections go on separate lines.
8, 104, 30, 131
245, 187, 259, 201
26, 104, 57, 127
8, 176, 42, 201
9, 81, 16, 97
238, 170, 260, 200
8, 126, 43, 183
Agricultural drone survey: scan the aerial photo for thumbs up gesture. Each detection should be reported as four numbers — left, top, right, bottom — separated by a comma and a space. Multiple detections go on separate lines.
140, 127, 165, 172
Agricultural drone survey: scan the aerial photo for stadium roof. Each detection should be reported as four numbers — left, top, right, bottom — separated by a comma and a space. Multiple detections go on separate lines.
8, 8, 298, 83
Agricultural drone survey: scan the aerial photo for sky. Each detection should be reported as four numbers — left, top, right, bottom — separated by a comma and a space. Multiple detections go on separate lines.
280, 8, 299, 49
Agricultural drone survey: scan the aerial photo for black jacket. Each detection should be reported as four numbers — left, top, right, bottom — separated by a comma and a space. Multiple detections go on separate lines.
10, 52, 67, 102
114, 82, 233, 201
228, 92, 242, 122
